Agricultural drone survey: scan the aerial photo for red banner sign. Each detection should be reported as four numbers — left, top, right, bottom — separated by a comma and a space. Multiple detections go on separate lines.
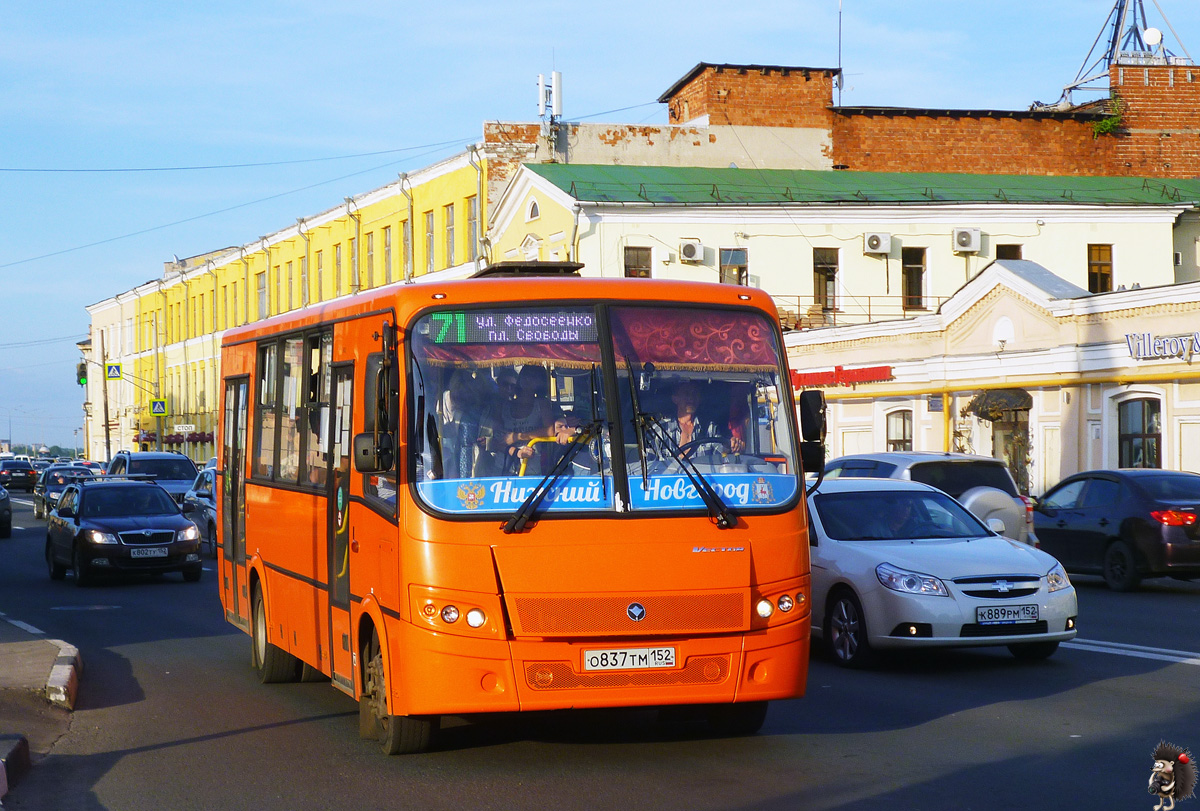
791, 365, 893, 388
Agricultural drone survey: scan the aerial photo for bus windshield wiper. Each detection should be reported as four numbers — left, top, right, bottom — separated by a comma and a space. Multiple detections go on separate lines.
503, 422, 602, 534
643, 418, 738, 530
624, 359, 650, 489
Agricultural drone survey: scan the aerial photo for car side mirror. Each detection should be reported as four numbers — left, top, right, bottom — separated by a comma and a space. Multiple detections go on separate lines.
986, 517, 1006, 535
58, 506, 75, 519
182, 502, 196, 514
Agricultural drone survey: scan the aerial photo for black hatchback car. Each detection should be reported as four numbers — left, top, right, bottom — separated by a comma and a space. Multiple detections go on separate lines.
1034, 469, 1200, 591
33, 465, 95, 519
0, 460, 37, 492
45, 479, 203, 586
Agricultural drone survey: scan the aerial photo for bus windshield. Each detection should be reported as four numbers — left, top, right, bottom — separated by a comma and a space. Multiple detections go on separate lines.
410, 302, 798, 517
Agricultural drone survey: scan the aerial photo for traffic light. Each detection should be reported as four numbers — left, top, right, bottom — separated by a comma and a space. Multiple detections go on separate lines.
76, 362, 88, 386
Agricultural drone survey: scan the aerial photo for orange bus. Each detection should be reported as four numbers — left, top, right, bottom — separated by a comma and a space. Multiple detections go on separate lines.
217, 263, 824, 753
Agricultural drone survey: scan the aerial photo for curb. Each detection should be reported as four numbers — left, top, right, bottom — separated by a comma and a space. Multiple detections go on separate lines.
44, 640, 82, 711
0, 734, 30, 801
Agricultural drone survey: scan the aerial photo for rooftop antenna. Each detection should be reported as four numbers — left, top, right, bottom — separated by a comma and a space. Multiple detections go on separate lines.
537, 70, 563, 160
837, 0, 843, 106
1049, 0, 1193, 107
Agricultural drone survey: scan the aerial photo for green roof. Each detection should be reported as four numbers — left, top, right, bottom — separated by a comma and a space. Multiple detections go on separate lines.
525, 163, 1200, 206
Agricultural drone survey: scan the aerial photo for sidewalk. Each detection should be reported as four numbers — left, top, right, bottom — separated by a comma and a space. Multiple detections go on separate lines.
0, 613, 82, 802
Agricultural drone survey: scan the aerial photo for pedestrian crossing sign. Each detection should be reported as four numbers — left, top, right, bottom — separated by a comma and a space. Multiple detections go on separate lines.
150, 399, 169, 417
105, 363, 122, 380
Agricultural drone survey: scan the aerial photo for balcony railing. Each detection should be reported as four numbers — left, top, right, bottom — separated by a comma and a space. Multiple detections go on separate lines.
771, 294, 950, 331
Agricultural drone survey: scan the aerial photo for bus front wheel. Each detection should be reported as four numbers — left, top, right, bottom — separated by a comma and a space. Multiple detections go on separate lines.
706, 701, 768, 737
252, 586, 299, 683
359, 630, 434, 755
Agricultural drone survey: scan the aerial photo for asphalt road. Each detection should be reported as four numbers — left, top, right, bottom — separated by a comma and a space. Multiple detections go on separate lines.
2, 494, 1198, 811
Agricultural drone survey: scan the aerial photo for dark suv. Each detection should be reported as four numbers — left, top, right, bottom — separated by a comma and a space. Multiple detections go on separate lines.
106, 451, 199, 504
0, 460, 37, 492
45, 479, 203, 585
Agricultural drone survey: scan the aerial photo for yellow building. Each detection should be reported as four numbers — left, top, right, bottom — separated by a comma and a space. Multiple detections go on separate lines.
84, 151, 488, 463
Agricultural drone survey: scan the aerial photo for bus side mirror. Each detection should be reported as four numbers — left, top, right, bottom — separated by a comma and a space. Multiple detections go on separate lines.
353, 432, 395, 473
800, 442, 825, 476
798, 390, 827, 443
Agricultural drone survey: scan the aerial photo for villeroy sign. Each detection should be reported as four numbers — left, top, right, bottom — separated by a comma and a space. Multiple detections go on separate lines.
791, 365, 894, 388
1125, 332, 1200, 362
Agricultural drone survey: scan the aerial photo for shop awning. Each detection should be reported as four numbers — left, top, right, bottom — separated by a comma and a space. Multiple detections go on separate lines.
962, 388, 1032, 422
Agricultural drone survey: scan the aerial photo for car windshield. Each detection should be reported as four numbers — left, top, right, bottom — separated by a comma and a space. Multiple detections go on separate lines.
82, 486, 179, 518
128, 458, 197, 480
907, 461, 1018, 498
1138, 474, 1200, 501
48, 470, 92, 487
1, 462, 33, 471
813, 490, 990, 541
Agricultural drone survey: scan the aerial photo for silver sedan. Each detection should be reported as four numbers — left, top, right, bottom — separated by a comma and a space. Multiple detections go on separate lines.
807, 478, 1077, 667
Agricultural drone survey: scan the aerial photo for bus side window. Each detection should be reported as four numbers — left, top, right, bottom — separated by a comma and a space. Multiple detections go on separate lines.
362, 352, 398, 511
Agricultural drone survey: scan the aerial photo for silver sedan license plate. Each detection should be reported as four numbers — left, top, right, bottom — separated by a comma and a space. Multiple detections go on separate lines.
130, 547, 169, 558
977, 604, 1038, 624
583, 647, 675, 671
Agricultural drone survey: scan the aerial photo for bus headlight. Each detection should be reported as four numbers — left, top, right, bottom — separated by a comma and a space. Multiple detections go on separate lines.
755, 599, 775, 618
777, 594, 795, 613
440, 605, 460, 623
466, 608, 487, 628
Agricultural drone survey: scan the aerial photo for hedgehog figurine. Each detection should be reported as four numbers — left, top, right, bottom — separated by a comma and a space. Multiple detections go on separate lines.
1150, 741, 1197, 811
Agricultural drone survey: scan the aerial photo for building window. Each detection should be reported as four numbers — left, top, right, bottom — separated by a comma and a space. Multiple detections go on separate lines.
1118, 398, 1161, 468
383, 226, 392, 284
286, 261, 294, 311
886, 410, 913, 451
315, 251, 324, 301
403, 219, 413, 279
274, 265, 282, 314
334, 244, 343, 295
300, 256, 308, 305
467, 196, 479, 262
813, 247, 838, 310
349, 238, 357, 291
996, 244, 1023, 260
256, 272, 267, 320
624, 246, 652, 278
902, 247, 926, 310
719, 247, 748, 286
1089, 244, 1113, 293
527, 199, 540, 221
444, 203, 455, 268
365, 232, 374, 288
425, 211, 435, 274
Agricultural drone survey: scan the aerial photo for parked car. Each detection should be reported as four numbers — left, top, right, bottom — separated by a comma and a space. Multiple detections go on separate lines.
106, 451, 199, 504
0, 459, 38, 492
823, 452, 1036, 546
183, 467, 218, 559
45, 479, 203, 585
33, 466, 95, 519
0, 485, 10, 538
1033, 469, 1200, 591
808, 478, 1077, 667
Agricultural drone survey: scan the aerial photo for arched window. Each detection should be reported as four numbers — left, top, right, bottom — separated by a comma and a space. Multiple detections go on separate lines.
886, 409, 913, 451
1118, 398, 1161, 468
526, 199, 540, 222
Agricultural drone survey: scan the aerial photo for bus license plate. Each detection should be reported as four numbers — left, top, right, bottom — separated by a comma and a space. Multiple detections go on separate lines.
583, 647, 675, 671
130, 547, 169, 558
977, 604, 1038, 625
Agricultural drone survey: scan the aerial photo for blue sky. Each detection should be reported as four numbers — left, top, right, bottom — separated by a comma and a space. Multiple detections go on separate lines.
3, 0, 1198, 448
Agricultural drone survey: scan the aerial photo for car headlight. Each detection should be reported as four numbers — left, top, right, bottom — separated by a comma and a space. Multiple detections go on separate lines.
88, 530, 119, 545
876, 562, 948, 597
1046, 561, 1071, 592
176, 525, 200, 542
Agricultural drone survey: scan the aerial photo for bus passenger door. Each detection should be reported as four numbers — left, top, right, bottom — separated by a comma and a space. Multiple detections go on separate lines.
328, 365, 355, 694
223, 377, 250, 629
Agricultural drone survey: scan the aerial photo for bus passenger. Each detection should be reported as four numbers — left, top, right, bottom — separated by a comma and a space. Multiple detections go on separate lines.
492, 365, 563, 474
657, 381, 744, 455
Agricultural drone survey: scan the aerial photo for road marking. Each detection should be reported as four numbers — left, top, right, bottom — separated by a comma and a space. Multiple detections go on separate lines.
11, 498, 33, 506
1064, 638, 1200, 666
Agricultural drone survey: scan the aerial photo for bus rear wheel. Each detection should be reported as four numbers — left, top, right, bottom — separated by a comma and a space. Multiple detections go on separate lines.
252, 586, 299, 683
359, 630, 434, 755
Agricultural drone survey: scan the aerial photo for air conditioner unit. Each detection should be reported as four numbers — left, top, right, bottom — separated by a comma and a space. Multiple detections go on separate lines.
863, 232, 892, 254
679, 239, 704, 263
953, 227, 982, 253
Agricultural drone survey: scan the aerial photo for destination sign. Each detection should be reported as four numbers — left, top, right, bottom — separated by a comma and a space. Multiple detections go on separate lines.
428, 309, 598, 345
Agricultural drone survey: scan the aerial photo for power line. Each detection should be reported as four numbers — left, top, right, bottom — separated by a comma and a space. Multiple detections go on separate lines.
0, 139, 471, 173
0, 334, 87, 349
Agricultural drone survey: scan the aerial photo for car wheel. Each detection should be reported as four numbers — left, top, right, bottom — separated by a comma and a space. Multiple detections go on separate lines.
1008, 641, 1060, 660
208, 521, 218, 559
359, 629, 435, 754
46, 539, 65, 580
824, 590, 873, 668
705, 701, 768, 737
1103, 541, 1141, 592
0, 520, 10, 539
182, 566, 202, 583
251, 585, 299, 683
72, 545, 91, 587
33, 501, 43, 520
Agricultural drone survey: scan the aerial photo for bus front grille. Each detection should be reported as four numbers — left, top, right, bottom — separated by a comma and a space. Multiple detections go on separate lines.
510, 592, 746, 637
524, 655, 730, 690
